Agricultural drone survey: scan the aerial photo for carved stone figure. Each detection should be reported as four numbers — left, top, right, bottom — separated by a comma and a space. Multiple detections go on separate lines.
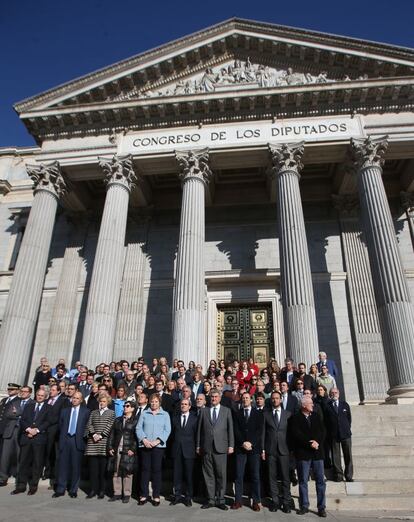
199, 68, 216, 92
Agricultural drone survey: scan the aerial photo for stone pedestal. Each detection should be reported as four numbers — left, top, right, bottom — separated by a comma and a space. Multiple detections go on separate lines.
80, 155, 136, 368
0, 162, 66, 390
351, 137, 414, 402
268, 142, 319, 366
172, 149, 212, 364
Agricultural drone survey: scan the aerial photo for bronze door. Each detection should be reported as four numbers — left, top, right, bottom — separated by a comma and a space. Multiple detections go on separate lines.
217, 304, 274, 368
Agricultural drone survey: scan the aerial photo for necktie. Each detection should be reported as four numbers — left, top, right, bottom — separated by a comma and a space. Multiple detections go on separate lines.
273, 409, 279, 427
212, 407, 217, 424
334, 401, 339, 413
33, 403, 40, 421
182, 414, 186, 429
68, 408, 78, 435
244, 408, 249, 422
283, 395, 287, 410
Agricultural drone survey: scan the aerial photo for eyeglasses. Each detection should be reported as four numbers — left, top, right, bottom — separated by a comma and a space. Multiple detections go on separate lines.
124, 404, 132, 408
103, 379, 111, 382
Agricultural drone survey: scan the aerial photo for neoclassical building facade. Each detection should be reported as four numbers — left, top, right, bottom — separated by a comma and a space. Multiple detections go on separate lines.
1, 19, 414, 404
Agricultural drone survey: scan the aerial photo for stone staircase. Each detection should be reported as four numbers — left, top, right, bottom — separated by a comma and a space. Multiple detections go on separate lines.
292, 404, 414, 511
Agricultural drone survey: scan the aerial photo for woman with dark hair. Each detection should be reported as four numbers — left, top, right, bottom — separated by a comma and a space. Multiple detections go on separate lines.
206, 363, 219, 380
267, 359, 281, 378
84, 393, 115, 499
86, 382, 100, 411
113, 386, 127, 417
107, 400, 138, 503
136, 393, 171, 506
101, 376, 116, 398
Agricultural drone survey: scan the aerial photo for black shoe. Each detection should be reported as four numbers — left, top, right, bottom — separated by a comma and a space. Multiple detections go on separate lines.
52, 492, 64, 498
201, 503, 213, 509
86, 491, 96, 499
0, 481, 7, 487
27, 488, 37, 496
152, 499, 160, 507
122, 496, 130, 504
346, 478, 354, 482
184, 498, 192, 507
269, 503, 279, 512
291, 478, 298, 486
297, 507, 309, 515
169, 497, 179, 505
138, 498, 147, 505
69, 492, 77, 498
10, 489, 25, 495
217, 503, 228, 511
108, 495, 121, 502
333, 477, 343, 482
97, 491, 105, 499
318, 509, 327, 517
282, 506, 291, 513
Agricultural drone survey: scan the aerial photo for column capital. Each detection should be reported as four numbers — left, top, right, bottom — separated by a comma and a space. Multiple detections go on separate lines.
175, 148, 213, 186
401, 191, 414, 213
350, 136, 388, 172
99, 154, 137, 192
268, 142, 305, 179
26, 161, 67, 199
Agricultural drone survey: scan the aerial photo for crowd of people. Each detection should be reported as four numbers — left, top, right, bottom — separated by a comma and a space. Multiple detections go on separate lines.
0, 351, 354, 516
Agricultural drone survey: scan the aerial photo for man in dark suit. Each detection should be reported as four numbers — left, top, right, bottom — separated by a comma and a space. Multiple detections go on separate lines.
280, 381, 300, 414
155, 380, 174, 414
191, 371, 204, 398
12, 388, 51, 495
231, 392, 263, 512
0, 383, 23, 486
316, 351, 339, 382
289, 396, 327, 517
52, 391, 90, 498
262, 391, 292, 512
170, 398, 198, 506
196, 389, 234, 510
295, 363, 316, 392
43, 384, 69, 482
280, 358, 299, 388
326, 388, 353, 482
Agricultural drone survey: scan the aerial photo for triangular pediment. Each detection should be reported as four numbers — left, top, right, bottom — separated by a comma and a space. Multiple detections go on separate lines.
16, 18, 414, 112
14, 18, 414, 143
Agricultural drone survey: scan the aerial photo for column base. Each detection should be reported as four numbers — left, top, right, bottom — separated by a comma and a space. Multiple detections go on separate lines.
386, 383, 414, 404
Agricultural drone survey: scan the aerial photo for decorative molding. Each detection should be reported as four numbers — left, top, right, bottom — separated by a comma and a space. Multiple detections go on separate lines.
268, 142, 305, 178
175, 148, 213, 185
25, 161, 67, 198
0, 180, 12, 195
350, 136, 389, 171
332, 194, 360, 217
98, 154, 137, 192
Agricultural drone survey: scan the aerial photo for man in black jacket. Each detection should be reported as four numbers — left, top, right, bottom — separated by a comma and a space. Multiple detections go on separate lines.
170, 398, 198, 506
231, 392, 263, 512
326, 388, 353, 482
12, 388, 52, 495
0, 383, 23, 486
262, 391, 292, 513
289, 396, 327, 517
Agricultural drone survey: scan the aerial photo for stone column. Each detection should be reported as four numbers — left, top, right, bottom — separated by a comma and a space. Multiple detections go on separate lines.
80, 155, 136, 368
350, 136, 414, 401
172, 149, 212, 364
0, 161, 66, 390
268, 142, 319, 366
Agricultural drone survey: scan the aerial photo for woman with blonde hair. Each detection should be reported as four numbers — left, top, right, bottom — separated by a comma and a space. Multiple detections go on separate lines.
84, 393, 115, 499
136, 393, 171, 506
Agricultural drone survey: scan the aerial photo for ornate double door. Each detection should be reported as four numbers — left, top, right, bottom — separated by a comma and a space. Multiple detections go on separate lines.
217, 304, 274, 368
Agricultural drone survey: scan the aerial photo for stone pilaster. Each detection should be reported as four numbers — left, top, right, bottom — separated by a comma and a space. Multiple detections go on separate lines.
268, 142, 319, 366
401, 191, 414, 251
0, 161, 66, 389
350, 136, 414, 401
46, 216, 87, 368
333, 195, 389, 402
172, 149, 212, 364
80, 155, 136, 367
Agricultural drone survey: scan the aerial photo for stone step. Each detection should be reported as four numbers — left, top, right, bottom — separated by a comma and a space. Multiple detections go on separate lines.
351, 405, 414, 417
352, 439, 414, 457
352, 435, 413, 446
293, 479, 414, 496
353, 455, 414, 467
351, 424, 414, 436
353, 466, 414, 480
292, 494, 414, 511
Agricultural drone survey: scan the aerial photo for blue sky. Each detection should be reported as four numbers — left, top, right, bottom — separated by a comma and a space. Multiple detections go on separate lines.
1, 0, 413, 147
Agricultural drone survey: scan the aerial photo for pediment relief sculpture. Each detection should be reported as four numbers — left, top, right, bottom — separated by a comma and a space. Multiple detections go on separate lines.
112, 58, 365, 102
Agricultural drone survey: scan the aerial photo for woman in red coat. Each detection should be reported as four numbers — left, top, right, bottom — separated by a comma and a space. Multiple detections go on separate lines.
236, 360, 253, 387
